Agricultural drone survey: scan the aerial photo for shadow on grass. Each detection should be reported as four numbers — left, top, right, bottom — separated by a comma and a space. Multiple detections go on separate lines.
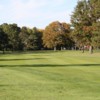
0, 50, 58, 55
0, 58, 45, 61
0, 85, 10, 87
0, 64, 100, 67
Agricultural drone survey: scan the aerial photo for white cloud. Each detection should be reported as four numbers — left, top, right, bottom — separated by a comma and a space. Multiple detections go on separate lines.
0, 0, 77, 28
11, 0, 46, 20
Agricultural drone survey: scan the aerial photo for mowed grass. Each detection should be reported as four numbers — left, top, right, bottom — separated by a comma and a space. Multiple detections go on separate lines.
0, 50, 100, 100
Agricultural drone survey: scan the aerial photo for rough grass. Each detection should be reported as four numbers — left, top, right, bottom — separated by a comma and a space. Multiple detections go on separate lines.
0, 50, 100, 100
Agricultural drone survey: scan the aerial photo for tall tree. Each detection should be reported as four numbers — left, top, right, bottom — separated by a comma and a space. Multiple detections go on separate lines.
71, 0, 100, 53
19, 27, 31, 50
32, 28, 43, 50
88, 0, 100, 49
43, 21, 71, 50
0, 28, 8, 53
1, 23, 21, 51
19, 27, 43, 50
62, 23, 74, 49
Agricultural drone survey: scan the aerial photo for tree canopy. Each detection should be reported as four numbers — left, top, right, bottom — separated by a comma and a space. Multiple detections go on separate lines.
71, 0, 100, 52
43, 21, 72, 50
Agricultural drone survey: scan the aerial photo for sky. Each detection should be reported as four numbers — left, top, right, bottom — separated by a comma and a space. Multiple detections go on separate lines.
0, 0, 78, 29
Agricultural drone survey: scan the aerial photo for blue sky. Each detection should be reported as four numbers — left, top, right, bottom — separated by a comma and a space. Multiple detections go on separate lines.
0, 0, 78, 29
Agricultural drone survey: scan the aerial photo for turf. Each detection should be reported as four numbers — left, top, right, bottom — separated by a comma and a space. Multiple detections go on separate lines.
0, 50, 100, 100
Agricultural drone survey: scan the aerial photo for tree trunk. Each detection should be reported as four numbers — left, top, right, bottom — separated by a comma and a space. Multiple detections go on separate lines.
75, 45, 76, 50
54, 46, 56, 51
61, 47, 63, 50
89, 46, 93, 54
82, 46, 84, 53
2, 49, 5, 54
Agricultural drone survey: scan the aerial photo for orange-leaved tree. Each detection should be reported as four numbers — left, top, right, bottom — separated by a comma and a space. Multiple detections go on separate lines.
43, 21, 71, 51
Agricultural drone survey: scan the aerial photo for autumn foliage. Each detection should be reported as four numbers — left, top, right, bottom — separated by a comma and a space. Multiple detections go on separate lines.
43, 21, 71, 49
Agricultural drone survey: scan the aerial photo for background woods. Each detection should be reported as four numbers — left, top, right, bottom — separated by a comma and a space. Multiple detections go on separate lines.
0, 0, 100, 53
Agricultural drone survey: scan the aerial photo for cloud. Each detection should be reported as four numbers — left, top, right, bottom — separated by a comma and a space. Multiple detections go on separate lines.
0, 0, 77, 28
11, 0, 66, 19
11, 0, 46, 19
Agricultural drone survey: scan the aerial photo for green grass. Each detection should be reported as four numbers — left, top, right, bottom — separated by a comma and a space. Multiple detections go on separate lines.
0, 50, 100, 100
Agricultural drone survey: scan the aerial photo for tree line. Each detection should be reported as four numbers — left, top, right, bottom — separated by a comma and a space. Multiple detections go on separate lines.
0, 22, 73, 53
0, 23, 43, 53
0, 0, 100, 53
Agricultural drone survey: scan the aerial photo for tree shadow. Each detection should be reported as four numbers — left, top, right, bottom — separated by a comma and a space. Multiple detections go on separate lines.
0, 64, 100, 67
0, 50, 57, 55
0, 58, 45, 61
0, 85, 9, 87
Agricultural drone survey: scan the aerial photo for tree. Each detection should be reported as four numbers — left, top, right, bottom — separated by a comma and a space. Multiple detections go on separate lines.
62, 23, 74, 49
37, 29, 44, 50
24, 27, 38, 50
1, 23, 21, 51
30, 27, 42, 50
0, 28, 8, 54
71, 0, 91, 53
71, 0, 100, 53
8, 24, 21, 51
19, 27, 43, 50
91, 22, 100, 49
88, 0, 100, 49
19, 27, 31, 50
43, 21, 69, 51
